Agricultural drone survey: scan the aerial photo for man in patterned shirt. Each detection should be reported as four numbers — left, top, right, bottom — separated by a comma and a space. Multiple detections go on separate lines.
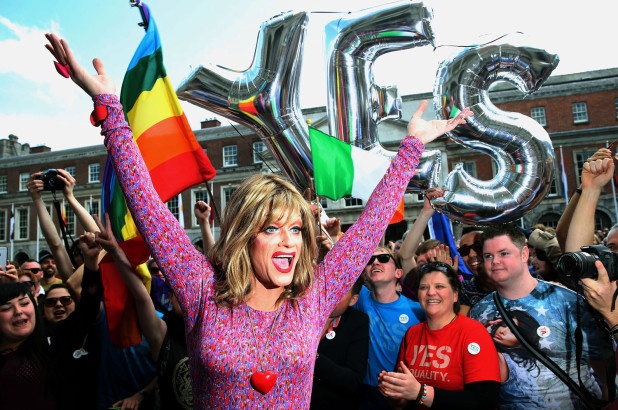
469, 223, 603, 409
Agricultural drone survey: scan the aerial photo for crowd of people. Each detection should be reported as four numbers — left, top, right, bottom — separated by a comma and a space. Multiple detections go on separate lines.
0, 32, 617, 410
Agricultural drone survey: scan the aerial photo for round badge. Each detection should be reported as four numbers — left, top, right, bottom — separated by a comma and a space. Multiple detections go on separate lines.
399, 314, 409, 324
326, 330, 336, 340
467, 342, 481, 355
537, 325, 550, 338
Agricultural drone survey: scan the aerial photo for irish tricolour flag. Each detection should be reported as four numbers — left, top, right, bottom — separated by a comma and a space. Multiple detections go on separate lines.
309, 126, 391, 201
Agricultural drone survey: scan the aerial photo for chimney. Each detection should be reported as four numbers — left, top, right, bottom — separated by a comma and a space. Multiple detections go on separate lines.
200, 118, 221, 129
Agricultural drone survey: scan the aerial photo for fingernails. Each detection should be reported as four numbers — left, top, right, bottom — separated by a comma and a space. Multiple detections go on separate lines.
54, 61, 71, 78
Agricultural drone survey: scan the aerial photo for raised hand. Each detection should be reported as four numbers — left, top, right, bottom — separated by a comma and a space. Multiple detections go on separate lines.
407, 100, 473, 145
44, 33, 117, 97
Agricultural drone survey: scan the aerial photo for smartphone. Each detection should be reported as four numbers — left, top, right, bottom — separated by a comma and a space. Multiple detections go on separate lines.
0, 247, 7, 267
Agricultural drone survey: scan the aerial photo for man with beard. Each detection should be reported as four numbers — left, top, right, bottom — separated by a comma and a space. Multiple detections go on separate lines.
39, 250, 62, 292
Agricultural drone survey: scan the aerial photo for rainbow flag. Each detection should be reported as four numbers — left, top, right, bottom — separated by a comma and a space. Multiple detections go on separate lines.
101, 3, 216, 347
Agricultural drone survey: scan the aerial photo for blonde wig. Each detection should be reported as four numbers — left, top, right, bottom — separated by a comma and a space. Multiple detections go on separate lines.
209, 174, 318, 307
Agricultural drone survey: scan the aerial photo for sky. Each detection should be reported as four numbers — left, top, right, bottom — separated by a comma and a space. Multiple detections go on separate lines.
1, 0, 618, 151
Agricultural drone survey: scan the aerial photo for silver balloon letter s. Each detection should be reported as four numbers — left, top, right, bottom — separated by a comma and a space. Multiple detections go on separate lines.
432, 44, 560, 224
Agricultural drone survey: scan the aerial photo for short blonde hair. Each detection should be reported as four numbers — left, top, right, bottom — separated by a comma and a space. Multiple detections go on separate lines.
209, 174, 317, 307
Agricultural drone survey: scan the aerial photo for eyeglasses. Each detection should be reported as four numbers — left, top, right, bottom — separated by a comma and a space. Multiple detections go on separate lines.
23, 268, 42, 274
419, 261, 453, 275
44, 296, 73, 308
366, 254, 393, 265
23, 281, 35, 288
458, 241, 482, 257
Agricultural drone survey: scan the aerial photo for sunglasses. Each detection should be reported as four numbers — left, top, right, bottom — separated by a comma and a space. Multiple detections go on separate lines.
419, 261, 454, 275
23, 268, 42, 274
458, 241, 482, 257
22, 281, 35, 288
44, 296, 73, 308
366, 254, 393, 265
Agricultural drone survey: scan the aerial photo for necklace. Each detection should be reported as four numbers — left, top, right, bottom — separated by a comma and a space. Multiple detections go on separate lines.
245, 303, 285, 394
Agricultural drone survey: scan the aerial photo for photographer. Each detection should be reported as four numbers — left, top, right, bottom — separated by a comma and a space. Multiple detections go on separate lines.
581, 261, 618, 337
26, 169, 99, 281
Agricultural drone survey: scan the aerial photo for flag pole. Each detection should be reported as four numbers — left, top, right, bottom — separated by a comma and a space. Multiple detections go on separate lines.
130, 0, 150, 31
560, 146, 569, 205
9, 204, 14, 261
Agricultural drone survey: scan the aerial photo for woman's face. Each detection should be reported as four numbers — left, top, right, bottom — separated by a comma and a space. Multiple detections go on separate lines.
43, 288, 75, 323
492, 318, 519, 348
0, 294, 36, 349
249, 211, 303, 294
418, 271, 458, 320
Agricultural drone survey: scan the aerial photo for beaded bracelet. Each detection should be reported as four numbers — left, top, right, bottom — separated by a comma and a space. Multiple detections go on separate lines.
417, 383, 428, 406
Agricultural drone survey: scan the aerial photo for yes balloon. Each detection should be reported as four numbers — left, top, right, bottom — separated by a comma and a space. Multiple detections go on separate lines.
177, 2, 559, 224
432, 44, 559, 224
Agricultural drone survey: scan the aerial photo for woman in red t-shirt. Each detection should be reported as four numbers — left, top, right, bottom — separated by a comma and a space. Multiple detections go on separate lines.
378, 261, 501, 409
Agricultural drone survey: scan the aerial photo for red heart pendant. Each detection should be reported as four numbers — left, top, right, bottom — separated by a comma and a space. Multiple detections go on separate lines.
250, 370, 277, 394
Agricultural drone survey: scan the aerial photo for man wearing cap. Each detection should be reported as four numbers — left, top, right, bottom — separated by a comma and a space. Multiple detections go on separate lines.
527, 229, 567, 287
20, 259, 47, 299
39, 250, 63, 291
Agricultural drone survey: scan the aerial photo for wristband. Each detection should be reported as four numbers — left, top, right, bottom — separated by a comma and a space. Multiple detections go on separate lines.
575, 188, 582, 195
416, 383, 428, 404
90, 105, 108, 127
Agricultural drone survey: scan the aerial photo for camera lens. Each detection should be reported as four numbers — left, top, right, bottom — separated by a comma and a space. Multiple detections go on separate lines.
555, 252, 599, 279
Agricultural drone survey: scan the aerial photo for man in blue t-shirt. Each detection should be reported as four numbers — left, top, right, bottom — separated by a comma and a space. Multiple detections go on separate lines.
470, 224, 603, 410
354, 247, 425, 409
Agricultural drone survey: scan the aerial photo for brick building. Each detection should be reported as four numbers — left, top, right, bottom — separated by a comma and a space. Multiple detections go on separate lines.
0, 67, 616, 260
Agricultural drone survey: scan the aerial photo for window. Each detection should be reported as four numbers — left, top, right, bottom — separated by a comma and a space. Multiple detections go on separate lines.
65, 166, 76, 178
344, 197, 363, 207
192, 189, 210, 227
531, 107, 547, 127
574, 150, 598, 187
84, 198, 100, 220
63, 205, 76, 236
320, 197, 328, 210
167, 196, 180, 220
222, 186, 237, 210
88, 163, 100, 183
547, 166, 559, 196
15, 207, 29, 240
19, 173, 29, 191
253, 141, 267, 164
223, 145, 238, 167
460, 161, 477, 178
572, 102, 588, 124
0, 209, 6, 241
0, 176, 6, 194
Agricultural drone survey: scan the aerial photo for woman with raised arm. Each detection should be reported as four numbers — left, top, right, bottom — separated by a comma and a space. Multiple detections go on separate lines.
44, 33, 471, 409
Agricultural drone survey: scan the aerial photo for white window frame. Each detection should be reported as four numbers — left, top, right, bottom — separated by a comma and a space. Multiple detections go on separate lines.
65, 166, 76, 178
15, 207, 29, 240
19, 173, 29, 191
572, 102, 588, 124
531, 107, 547, 127
84, 198, 101, 220
223, 145, 238, 167
88, 163, 100, 183
222, 185, 238, 211
0, 175, 7, 194
192, 189, 210, 227
344, 197, 363, 207
253, 141, 266, 164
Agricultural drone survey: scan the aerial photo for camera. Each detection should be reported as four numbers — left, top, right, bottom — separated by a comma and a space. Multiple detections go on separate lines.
555, 244, 618, 281
38, 169, 65, 191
